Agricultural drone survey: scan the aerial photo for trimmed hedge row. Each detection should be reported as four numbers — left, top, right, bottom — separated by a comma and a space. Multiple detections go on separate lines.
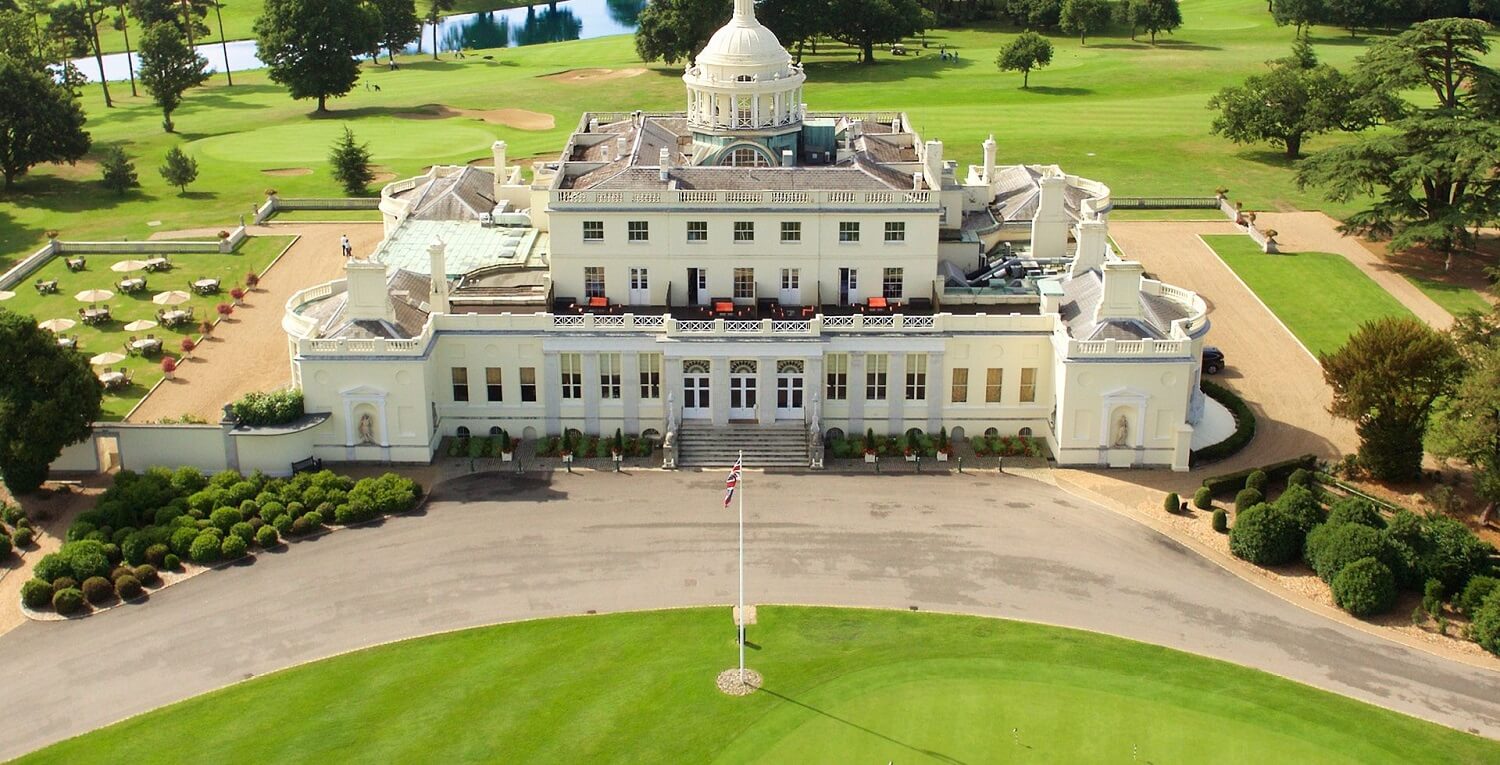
1202, 454, 1318, 498
1189, 380, 1256, 467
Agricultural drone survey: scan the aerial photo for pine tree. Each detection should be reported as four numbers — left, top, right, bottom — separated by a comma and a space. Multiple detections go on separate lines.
158, 145, 198, 193
329, 127, 374, 195
99, 146, 138, 194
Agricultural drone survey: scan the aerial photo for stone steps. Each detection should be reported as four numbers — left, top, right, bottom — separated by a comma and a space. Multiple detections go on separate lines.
678, 423, 808, 468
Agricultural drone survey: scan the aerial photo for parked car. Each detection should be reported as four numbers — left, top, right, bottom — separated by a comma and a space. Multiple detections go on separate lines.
1202, 346, 1225, 375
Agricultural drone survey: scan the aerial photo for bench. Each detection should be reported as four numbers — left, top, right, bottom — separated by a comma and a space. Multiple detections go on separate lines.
50, 480, 84, 493
291, 456, 323, 474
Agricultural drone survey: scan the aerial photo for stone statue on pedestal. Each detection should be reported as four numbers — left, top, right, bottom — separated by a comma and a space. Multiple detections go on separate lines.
1113, 414, 1130, 448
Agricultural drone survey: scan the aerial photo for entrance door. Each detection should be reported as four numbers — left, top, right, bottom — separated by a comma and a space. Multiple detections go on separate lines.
780, 268, 800, 305
729, 361, 757, 420
776, 374, 804, 419
688, 268, 709, 306
629, 267, 649, 305
683, 373, 710, 419
839, 267, 859, 306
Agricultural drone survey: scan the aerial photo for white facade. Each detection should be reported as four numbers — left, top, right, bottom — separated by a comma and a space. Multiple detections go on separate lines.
281, 3, 1211, 471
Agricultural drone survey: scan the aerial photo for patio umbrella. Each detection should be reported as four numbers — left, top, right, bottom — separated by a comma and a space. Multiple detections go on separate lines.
110, 259, 150, 273
0, 290, 14, 301
152, 290, 191, 306
75, 289, 115, 303
123, 319, 158, 332
38, 318, 76, 333
89, 351, 127, 366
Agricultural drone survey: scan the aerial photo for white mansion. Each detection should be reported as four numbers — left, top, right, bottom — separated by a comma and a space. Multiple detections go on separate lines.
282, 0, 1212, 470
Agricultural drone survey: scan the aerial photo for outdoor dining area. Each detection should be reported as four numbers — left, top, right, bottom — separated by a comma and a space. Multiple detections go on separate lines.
191, 277, 221, 295
90, 352, 133, 391
65, 256, 87, 272
122, 319, 164, 356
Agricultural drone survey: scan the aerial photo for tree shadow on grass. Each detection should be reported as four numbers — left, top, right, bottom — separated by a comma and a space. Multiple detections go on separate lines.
756, 686, 971, 765
1023, 85, 1093, 96
1153, 39, 1222, 51
1235, 148, 1301, 170
5, 175, 146, 214
806, 56, 976, 85
0, 208, 48, 271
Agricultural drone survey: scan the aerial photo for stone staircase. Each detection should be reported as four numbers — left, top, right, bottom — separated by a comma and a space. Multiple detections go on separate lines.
677, 422, 809, 468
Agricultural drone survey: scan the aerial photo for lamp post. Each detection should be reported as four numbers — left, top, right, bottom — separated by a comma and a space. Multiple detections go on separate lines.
212, 0, 232, 86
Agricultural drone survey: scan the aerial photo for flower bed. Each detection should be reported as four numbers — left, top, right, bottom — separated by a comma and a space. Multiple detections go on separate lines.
534, 430, 656, 460
19, 466, 421, 617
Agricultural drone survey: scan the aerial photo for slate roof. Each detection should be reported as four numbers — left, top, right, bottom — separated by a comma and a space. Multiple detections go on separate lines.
1057, 269, 1191, 341
299, 269, 433, 341
391, 166, 496, 221
990, 165, 1094, 223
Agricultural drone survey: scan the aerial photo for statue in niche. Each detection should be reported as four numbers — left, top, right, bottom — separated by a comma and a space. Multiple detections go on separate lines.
1113, 414, 1130, 448
358, 413, 377, 446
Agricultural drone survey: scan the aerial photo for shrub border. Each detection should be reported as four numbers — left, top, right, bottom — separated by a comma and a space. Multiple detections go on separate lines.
1189, 380, 1256, 467
1202, 454, 1318, 498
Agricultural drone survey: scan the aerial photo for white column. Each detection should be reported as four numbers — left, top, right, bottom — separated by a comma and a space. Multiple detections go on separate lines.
758, 357, 776, 425
888, 353, 907, 434
582, 353, 601, 435
848, 351, 866, 433
542, 352, 562, 433
622, 352, 641, 434
926, 351, 944, 432
712, 357, 730, 426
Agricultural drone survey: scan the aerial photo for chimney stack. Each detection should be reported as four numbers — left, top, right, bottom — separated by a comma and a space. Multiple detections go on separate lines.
781, 149, 794, 167
1095, 261, 1146, 322
428, 238, 450, 315
344, 259, 393, 323
492, 140, 508, 172
616, 135, 628, 159
912, 172, 923, 191
923, 140, 944, 190
1029, 169, 1070, 258
659, 147, 671, 181
1069, 213, 1109, 278
982, 134, 997, 185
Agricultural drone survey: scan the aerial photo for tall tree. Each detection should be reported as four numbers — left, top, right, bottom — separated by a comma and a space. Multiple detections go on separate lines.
1060, 0, 1111, 44
1296, 19, 1500, 264
129, 0, 207, 39
1321, 316, 1463, 482
112, 3, 138, 97
369, 0, 420, 67
329, 126, 373, 194
1208, 41, 1385, 158
826, 0, 924, 64
137, 20, 208, 132
996, 30, 1053, 88
1271, 0, 1323, 34
758, 0, 823, 61
254, 0, 380, 112
1135, 0, 1181, 43
0, 8, 52, 70
1430, 340, 1500, 524
50, 0, 113, 106
424, 0, 453, 60
158, 144, 197, 192
634, 0, 729, 65
0, 309, 103, 495
0, 55, 92, 189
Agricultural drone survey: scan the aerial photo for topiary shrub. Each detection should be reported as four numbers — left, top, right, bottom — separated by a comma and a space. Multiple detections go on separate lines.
220, 534, 248, 560
1332, 557, 1398, 617
115, 574, 143, 600
1472, 590, 1500, 656
273, 513, 294, 535
1228, 504, 1301, 566
170, 526, 199, 559
81, 576, 115, 604
1212, 508, 1228, 533
164, 553, 181, 571
51, 576, 78, 592
52, 587, 85, 615
20, 579, 53, 609
110, 565, 133, 582
13, 527, 33, 547
1234, 488, 1263, 509
209, 507, 243, 533
255, 525, 279, 549
190, 532, 222, 564
1193, 487, 1213, 510
1273, 485, 1326, 535
0, 534, 10, 558
1163, 492, 1180, 514
1326, 497, 1385, 529
145, 543, 169, 567
133, 564, 160, 586
1287, 468, 1313, 488
230, 521, 255, 544
1305, 522, 1389, 583
102, 543, 121, 565
1457, 576, 1499, 616
1417, 515, 1493, 594
1245, 469, 1268, 494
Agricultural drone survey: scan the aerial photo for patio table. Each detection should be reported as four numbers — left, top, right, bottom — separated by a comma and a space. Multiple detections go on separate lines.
131, 338, 162, 354
98, 372, 124, 387
144, 258, 171, 271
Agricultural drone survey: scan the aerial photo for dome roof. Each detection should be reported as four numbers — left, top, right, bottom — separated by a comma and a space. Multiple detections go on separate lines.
696, 1, 792, 74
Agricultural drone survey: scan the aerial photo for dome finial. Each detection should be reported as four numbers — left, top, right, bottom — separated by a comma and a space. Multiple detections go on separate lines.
734, 0, 754, 21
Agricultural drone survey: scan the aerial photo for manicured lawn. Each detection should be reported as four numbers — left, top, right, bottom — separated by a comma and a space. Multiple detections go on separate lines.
1203, 234, 1416, 357
1405, 275, 1494, 318
16, 607, 1497, 763
0, 235, 294, 420
14, 0, 1499, 270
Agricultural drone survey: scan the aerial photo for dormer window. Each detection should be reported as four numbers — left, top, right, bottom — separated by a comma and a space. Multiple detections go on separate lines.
725, 147, 772, 167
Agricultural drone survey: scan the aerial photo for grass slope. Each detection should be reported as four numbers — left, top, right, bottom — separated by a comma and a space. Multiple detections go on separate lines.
1203, 234, 1415, 356
1405, 275, 1494, 318
13, 0, 1498, 270
17, 607, 1498, 763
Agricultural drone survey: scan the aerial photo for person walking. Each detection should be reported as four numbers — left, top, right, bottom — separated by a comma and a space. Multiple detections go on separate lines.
341, 234, 352, 258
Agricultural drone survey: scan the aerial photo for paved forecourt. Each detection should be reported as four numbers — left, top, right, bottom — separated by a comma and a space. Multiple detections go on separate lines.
2, 471, 1499, 759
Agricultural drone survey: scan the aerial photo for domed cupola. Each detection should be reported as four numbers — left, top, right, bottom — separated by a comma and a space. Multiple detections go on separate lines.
683, 0, 806, 163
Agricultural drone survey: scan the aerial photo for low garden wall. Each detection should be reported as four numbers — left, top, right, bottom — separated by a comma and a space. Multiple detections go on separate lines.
55, 415, 334, 479
255, 194, 380, 223
1216, 195, 1279, 254
0, 228, 249, 290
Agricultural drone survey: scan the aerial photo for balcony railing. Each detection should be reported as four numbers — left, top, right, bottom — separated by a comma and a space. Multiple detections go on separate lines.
551, 188, 936, 210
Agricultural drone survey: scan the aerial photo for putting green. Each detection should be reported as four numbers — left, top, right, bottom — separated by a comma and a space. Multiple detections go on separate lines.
17, 607, 1498, 763
190, 120, 500, 164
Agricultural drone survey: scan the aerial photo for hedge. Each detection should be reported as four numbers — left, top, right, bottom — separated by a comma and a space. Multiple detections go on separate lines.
1332, 557, 1398, 617
52, 587, 85, 615
20, 579, 52, 609
81, 576, 114, 604
1228, 504, 1302, 566
1189, 380, 1256, 466
1202, 454, 1318, 498
1305, 523, 1389, 583
115, 575, 143, 600
1458, 576, 1500, 616
229, 389, 305, 427
1473, 590, 1500, 656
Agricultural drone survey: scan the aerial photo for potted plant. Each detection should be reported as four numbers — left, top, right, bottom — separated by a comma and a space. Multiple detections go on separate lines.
217, 230, 230, 240
903, 444, 916, 462
216, 302, 233, 318
198, 320, 214, 336
246, 272, 260, 290
161, 356, 177, 380
180, 337, 196, 357
500, 430, 514, 462
863, 428, 877, 463
45, 229, 59, 239
560, 433, 574, 463
230, 286, 245, 305
936, 427, 951, 462
611, 428, 625, 462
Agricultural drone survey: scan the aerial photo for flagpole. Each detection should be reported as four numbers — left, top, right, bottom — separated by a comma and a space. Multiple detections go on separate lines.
737, 448, 745, 684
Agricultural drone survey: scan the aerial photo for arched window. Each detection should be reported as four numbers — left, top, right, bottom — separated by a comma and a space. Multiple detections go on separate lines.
490, 426, 503, 436
456, 426, 471, 437
827, 427, 845, 442
724, 147, 771, 168
641, 428, 662, 444
984, 427, 999, 438
1019, 427, 1033, 438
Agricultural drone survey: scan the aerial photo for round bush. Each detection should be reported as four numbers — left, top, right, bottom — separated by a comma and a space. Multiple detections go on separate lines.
164, 553, 181, 571
120, 532, 149, 565
51, 576, 78, 592
110, 565, 133, 582
230, 521, 255, 544
81, 576, 115, 604
1163, 492, 1180, 514
1193, 487, 1213, 510
1472, 589, 1500, 656
1234, 488, 1263, 509
145, 543, 169, 567
1228, 504, 1301, 566
209, 507, 243, 533
1287, 468, 1313, 488
1326, 497, 1385, 529
1458, 575, 1499, 616
259, 501, 286, 522
1331, 557, 1398, 617
1273, 485, 1326, 534
12, 527, 33, 547
1211, 508, 1228, 534
0, 534, 11, 558
133, 564, 160, 586
285, 501, 305, 518
273, 514, 294, 535
1305, 522, 1389, 583
220, 534, 248, 560
114, 574, 143, 600
102, 543, 121, 564
52, 587, 85, 615
190, 532, 222, 564
255, 525, 279, 549
304, 510, 324, 528
20, 578, 53, 609
169, 526, 199, 558
1244, 470, 1268, 494
248, 517, 264, 532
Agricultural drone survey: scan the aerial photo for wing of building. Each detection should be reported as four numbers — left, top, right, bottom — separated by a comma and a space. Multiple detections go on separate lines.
283, 0, 1212, 470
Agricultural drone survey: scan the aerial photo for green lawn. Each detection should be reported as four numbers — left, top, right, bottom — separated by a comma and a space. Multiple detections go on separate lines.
1203, 234, 1416, 357
16, 607, 1497, 763
1405, 275, 1494, 318
0, 235, 293, 420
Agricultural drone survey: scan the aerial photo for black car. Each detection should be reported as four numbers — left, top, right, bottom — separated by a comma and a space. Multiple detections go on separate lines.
1202, 346, 1225, 375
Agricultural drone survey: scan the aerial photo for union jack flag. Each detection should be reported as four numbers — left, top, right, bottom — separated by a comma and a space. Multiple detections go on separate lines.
723, 456, 742, 508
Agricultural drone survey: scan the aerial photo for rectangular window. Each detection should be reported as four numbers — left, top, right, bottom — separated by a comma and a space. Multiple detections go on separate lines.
985, 368, 1003, 403
905, 354, 927, 400
686, 220, 708, 242
584, 266, 605, 298
826, 354, 848, 400
884, 221, 906, 242
839, 221, 860, 242
734, 267, 755, 299
1020, 367, 1037, 403
485, 367, 503, 402
866, 354, 888, 400
639, 353, 661, 399
627, 220, 649, 242
560, 354, 582, 400
451, 367, 469, 402
734, 221, 755, 242
520, 367, 537, 402
781, 268, 799, 290
630, 267, 648, 291
582, 220, 603, 241
951, 368, 969, 403
599, 353, 621, 400
780, 221, 801, 242
882, 268, 903, 299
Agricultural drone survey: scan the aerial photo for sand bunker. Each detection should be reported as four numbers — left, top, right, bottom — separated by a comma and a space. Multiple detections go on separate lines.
261, 167, 312, 177
540, 67, 647, 83
371, 165, 398, 183
395, 104, 554, 131
43, 159, 100, 180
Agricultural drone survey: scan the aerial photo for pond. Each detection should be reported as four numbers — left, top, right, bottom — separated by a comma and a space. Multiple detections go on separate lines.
70, 0, 647, 83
